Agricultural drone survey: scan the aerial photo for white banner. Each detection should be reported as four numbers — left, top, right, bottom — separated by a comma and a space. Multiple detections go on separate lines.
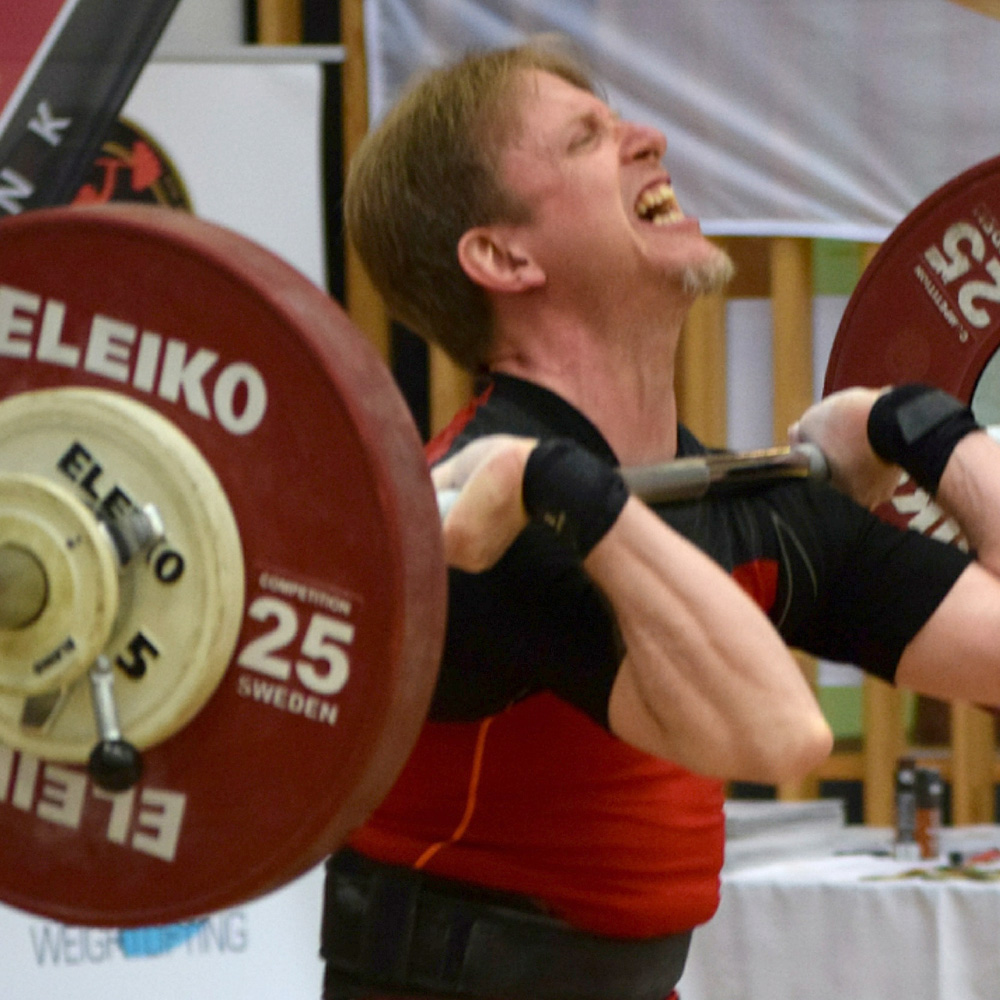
1, 57, 330, 1000
364, 0, 1000, 242
123, 59, 328, 288
0, 866, 325, 1000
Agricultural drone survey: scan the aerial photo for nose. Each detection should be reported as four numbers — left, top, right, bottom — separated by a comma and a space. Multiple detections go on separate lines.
619, 119, 667, 164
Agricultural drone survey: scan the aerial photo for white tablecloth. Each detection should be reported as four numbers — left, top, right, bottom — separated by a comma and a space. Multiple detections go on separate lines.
677, 826, 1000, 1000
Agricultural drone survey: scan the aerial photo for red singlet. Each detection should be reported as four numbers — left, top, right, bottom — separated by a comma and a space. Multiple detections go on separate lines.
349, 692, 725, 938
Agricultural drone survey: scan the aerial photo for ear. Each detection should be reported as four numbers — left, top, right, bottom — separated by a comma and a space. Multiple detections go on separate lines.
457, 225, 545, 293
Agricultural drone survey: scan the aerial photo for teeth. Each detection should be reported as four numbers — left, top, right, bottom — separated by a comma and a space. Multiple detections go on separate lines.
635, 182, 684, 224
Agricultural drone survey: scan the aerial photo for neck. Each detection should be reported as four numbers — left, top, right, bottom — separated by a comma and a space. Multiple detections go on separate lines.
490, 307, 686, 465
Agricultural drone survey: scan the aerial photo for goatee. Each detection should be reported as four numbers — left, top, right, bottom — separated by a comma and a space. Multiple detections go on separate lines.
682, 246, 735, 296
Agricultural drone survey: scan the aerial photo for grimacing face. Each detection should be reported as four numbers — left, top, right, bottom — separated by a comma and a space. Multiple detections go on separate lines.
498, 70, 732, 305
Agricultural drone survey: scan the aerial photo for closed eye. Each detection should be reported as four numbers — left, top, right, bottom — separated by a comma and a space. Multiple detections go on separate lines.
567, 111, 618, 152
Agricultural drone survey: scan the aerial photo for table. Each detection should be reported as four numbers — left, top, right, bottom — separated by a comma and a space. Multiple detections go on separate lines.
677, 822, 1000, 1000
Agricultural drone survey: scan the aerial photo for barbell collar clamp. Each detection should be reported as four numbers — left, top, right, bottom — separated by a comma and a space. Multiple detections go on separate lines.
87, 654, 143, 792
99, 503, 165, 567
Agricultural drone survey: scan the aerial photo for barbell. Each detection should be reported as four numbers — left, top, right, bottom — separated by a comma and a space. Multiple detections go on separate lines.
0, 151, 999, 928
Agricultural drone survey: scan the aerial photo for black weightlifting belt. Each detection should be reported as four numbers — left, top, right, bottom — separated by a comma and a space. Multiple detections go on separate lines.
320, 848, 691, 1000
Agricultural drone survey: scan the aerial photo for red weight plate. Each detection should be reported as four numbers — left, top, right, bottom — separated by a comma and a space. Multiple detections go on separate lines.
825, 155, 1000, 405
825, 156, 1000, 538
0, 204, 447, 926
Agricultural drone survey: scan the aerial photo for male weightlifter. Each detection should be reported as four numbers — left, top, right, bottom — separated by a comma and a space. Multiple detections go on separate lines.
320, 39, 1000, 999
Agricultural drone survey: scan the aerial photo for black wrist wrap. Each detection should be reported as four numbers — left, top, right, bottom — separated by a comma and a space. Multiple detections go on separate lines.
521, 439, 629, 559
867, 383, 981, 495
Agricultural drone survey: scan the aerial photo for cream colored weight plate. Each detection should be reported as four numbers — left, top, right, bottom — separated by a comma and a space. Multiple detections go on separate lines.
0, 474, 120, 696
0, 388, 245, 761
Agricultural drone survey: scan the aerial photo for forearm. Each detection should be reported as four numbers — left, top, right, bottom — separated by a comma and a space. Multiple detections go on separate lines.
794, 385, 1000, 573
866, 393, 1000, 703
932, 430, 1000, 573
589, 499, 832, 782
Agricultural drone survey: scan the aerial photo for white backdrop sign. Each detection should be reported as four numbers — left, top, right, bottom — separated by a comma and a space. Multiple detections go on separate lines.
0, 55, 332, 1000
0, 866, 325, 1000
364, 0, 1000, 242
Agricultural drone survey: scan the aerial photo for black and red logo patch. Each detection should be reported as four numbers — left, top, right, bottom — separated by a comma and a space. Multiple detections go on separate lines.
73, 118, 191, 211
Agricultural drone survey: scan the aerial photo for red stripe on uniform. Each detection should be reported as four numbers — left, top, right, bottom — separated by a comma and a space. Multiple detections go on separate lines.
424, 382, 494, 464
732, 557, 779, 613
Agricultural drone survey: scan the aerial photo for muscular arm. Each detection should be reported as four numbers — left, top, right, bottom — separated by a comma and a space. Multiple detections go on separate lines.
793, 388, 1000, 706
591, 500, 833, 781
933, 429, 1000, 571
895, 431, 1000, 702
434, 437, 833, 783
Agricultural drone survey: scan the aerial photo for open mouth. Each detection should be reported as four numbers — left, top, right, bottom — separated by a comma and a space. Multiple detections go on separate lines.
634, 182, 685, 226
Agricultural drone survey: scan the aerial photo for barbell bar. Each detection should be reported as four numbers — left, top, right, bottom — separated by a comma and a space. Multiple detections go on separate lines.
436, 443, 830, 521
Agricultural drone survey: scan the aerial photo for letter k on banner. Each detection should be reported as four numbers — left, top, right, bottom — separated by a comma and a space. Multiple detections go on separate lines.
0, 0, 181, 218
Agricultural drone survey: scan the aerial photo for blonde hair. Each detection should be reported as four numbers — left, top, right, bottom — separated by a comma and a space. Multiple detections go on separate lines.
344, 39, 594, 373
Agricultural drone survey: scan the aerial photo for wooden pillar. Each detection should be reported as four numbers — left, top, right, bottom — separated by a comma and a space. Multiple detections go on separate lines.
255, 2, 389, 360
256, 0, 302, 43
857, 241, 906, 824
950, 701, 996, 824
859, 242, 881, 272
769, 238, 813, 442
339, 0, 391, 360
863, 678, 907, 825
856, 238, 905, 825
677, 290, 727, 448
768, 238, 821, 800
